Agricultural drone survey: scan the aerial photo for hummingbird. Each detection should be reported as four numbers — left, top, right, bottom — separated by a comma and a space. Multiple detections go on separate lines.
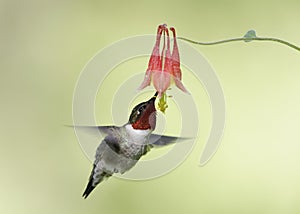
79, 92, 187, 198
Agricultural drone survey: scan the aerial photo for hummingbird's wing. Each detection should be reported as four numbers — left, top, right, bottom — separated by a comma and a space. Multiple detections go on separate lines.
69, 125, 119, 137
69, 125, 191, 147
149, 134, 191, 147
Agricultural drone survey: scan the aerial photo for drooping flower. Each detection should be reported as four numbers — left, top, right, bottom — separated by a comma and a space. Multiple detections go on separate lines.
138, 24, 189, 98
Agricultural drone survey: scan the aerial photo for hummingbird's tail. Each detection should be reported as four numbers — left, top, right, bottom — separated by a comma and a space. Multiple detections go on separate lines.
82, 165, 111, 199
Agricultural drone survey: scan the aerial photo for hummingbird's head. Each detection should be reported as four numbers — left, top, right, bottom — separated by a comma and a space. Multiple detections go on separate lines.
129, 92, 158, 130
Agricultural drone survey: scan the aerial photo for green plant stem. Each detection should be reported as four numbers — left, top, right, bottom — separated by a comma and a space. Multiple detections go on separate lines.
177, 36, 300, 52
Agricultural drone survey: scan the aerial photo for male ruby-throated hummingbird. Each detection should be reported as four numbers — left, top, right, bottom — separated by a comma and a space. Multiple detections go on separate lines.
79, 92, 186, 198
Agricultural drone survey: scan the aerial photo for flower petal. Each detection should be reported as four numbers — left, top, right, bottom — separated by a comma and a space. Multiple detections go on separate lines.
138, 70, 152, 90
174, 77, 189, 94
170, 27, 181, 80
152, 71, 171, 97
163, 28, 172, 74
170, 27, 189, 94
138, 25, 164, 90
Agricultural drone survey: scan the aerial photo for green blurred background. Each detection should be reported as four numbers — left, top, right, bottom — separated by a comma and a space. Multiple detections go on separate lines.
1, 0, 300, 213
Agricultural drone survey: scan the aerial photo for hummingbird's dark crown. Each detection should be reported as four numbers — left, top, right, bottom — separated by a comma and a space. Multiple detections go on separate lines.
129, 92, 157, 130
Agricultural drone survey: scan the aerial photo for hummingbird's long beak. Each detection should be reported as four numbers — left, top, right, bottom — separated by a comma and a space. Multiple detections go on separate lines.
148, 92, 158, 103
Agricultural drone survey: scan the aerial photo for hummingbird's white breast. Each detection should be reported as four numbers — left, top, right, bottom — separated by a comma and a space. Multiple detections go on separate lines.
124, 124, 151, 144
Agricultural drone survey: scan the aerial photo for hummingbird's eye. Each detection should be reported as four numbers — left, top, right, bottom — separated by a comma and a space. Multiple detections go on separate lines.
137, 105, 146, 115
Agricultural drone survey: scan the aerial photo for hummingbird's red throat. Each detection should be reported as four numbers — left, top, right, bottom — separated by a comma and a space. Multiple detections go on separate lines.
132, 120, 151, 130
132, 106, 156, 130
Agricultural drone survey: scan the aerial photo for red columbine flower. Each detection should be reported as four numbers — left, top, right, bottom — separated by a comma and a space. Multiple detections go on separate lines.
138, 24, 189, 97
